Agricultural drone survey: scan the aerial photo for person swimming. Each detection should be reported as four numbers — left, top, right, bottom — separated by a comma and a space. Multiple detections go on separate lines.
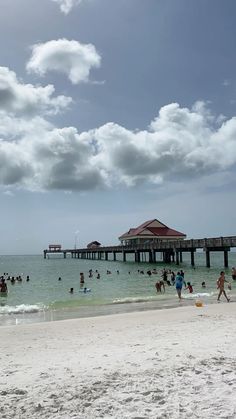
79, 287, 91, 293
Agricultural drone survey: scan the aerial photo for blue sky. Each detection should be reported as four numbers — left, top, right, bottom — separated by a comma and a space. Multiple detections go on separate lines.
0, 0, 236, 254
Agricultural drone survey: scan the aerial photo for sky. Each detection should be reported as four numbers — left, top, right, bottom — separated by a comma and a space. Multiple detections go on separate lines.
0, 0, 236, 255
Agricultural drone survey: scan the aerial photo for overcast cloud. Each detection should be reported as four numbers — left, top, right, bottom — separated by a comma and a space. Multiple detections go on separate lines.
1, 72, 236, 191
27, 39, 101, 84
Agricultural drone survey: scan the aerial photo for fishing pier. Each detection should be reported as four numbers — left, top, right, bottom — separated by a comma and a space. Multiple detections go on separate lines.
43, 236, 236, 267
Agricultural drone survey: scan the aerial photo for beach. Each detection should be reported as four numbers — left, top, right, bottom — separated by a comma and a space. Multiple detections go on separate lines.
1, 302, 236, 418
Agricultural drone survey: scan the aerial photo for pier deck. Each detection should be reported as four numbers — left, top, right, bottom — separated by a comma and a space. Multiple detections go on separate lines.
43, 236, 236, 267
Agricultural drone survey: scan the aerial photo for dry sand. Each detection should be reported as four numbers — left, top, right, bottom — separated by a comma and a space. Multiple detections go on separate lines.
1, 302, 236, 418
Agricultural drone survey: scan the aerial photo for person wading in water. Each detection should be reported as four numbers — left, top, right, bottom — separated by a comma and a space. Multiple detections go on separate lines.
217, 271, 230, 302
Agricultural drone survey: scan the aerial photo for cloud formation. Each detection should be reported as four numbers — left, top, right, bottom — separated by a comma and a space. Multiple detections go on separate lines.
51, 0, 81, 14
27, 39, 101, 84
0, 66, 71, 116
1, 91, 236, 192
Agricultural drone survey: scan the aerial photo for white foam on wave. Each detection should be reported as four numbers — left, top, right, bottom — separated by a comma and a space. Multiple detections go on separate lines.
112, 296, 160, 304
0, 304, 46, 315
183, 292, 214, 299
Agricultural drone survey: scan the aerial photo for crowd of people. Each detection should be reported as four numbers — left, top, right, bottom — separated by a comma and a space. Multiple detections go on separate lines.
0, 273, 30, 295
2, 266, 235, 302
152, 268, 193, 300
151, 267, 234, 301
67, 266, 235, 301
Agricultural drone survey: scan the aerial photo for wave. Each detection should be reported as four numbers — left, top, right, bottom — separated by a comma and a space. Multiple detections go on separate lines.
0, 304, 46, 315
183, 292, 215, 299
112, 292, 217, 304
112, 296, 162, 304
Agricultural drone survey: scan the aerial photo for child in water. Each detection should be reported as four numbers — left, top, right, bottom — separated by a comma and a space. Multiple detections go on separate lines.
185, 282, 193, 293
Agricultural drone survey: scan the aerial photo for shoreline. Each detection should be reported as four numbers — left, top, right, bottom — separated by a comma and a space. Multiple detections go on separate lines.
1, 302, 236, 418
1, 291, 234, 327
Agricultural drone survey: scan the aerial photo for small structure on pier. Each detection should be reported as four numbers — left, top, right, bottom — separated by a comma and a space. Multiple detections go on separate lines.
119, 219, 186, 245
87, 241, 101, 249
48, 244, 62, 251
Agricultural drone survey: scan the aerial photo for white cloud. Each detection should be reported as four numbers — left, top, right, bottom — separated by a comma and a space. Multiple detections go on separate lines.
0, 66, 72, 116
1, 98, 236, 192
51, 0, 81, 14
27, 39, 101, 84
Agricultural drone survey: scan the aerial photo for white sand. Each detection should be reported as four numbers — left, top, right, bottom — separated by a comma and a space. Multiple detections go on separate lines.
1, 302, 236, 418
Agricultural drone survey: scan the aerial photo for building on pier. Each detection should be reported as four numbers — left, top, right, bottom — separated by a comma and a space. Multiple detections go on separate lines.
119, 219, 186, 245
87, 241, 101, 249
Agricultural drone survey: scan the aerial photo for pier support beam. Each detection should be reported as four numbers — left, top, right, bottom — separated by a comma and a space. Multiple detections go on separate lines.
113, 252, 116, 261
163, 251, 172, 263
135, 251, 140, 263
224, 250, 229, 268
148, 251, 153, 263
191, 251, 195, 267
63, 252, 66, 259
179, 252, 183, 263
44, 250, 47, 259
206, 249, 210, 268
105, 252, 108, 261
123, 252, 126, 262
175, 251, 179, 265
152, 250, 156, 263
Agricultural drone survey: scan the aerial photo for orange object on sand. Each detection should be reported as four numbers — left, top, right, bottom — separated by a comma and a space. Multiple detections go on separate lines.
195, 300, 203, 307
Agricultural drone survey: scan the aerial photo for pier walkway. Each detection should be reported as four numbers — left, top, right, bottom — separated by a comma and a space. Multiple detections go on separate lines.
43, 236, 236, 267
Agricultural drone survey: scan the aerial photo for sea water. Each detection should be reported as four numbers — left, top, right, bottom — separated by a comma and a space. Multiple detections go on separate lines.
0, 252, 235, 326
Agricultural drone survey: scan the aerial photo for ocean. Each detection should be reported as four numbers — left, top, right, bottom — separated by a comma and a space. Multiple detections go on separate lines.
0, 252, 235, 326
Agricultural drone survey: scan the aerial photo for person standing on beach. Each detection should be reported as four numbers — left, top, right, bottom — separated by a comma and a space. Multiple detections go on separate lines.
175, 272, 185, 300
217, 271, 230, 302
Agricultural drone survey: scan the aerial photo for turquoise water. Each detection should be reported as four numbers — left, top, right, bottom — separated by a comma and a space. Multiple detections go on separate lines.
0, 252, 235, 326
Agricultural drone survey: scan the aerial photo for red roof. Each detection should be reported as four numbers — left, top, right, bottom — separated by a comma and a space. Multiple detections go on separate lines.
119, 219, 186, 239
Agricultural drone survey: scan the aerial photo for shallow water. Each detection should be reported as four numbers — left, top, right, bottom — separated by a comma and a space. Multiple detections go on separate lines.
0, 252, 235, 326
